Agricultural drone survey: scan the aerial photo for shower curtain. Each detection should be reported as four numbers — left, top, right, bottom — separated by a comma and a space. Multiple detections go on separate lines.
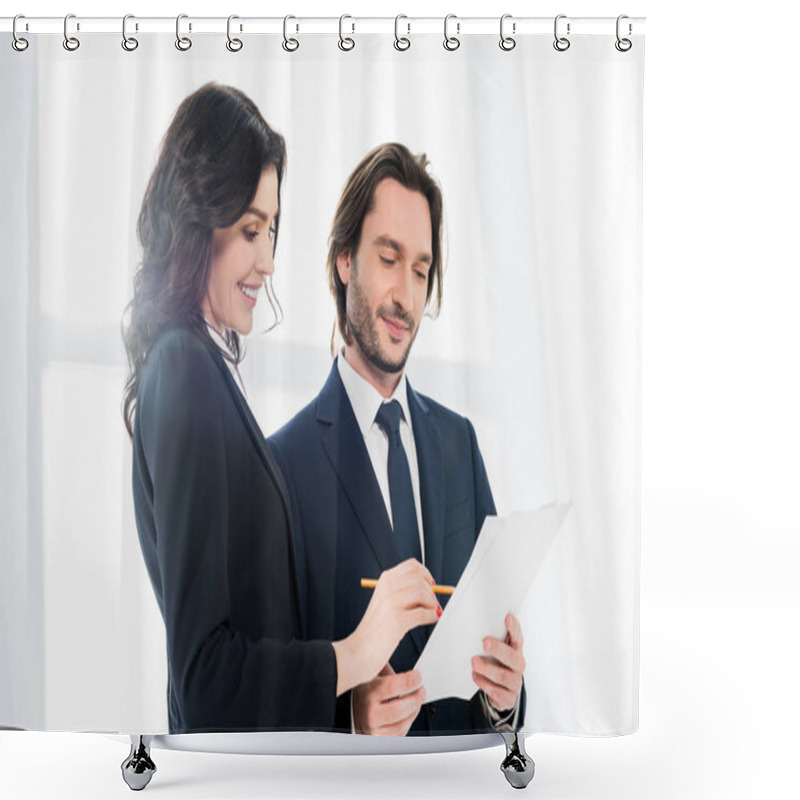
1, 17, 643, 740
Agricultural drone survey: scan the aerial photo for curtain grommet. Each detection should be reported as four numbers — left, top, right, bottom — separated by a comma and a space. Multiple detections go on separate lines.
63, 13, 80, 52
394, 15, 411, 51
122, 14, 139, 52
175, 14, 192, 51
443, 14, 460, 52
499, 14, 516, 51
226, 15, 243, 52
553, 14, 570, 52
283, 15, 299, 52
338, 14, 355, 51
12, 15, 29, 51
615, 15, 632, 52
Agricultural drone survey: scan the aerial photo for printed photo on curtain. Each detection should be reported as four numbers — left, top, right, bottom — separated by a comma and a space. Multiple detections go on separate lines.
0, 15, 644, 786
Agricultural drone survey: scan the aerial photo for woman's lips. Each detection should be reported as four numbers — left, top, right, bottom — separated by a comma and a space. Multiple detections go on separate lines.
238, 282, 259, 307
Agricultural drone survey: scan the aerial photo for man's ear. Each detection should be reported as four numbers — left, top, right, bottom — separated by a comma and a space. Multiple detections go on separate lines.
336, 249, 351, 286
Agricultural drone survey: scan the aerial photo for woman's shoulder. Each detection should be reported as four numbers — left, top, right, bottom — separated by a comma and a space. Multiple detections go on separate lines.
149, 324, 209, 358
139, 325, 222, 399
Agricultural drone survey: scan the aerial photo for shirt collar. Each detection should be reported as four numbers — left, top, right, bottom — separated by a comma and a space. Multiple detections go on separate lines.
337, 350, 412, 438
205, 318, 235, 360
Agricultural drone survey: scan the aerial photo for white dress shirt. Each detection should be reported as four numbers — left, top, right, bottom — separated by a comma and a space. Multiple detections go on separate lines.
205, 320, 248, 401
337, 352, 426, 563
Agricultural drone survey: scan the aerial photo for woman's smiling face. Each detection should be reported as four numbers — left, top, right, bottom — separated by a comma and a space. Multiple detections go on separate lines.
202, 166, 279, 335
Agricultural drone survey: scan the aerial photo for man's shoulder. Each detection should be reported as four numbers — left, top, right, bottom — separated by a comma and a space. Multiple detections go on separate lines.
408, 386, 486, 462
410, 386, 473, 431
271, 361, 346, 445
270, 395, 318, 444
269, 375, 340, 458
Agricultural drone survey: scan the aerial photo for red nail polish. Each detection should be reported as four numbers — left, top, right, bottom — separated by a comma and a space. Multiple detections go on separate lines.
436, 603, 443, 618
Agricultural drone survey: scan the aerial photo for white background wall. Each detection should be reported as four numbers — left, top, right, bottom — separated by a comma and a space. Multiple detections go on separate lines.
2, 1, 798, 799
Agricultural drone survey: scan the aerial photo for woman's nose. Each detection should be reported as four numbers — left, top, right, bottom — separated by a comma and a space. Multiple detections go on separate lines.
256, 240, 275, 276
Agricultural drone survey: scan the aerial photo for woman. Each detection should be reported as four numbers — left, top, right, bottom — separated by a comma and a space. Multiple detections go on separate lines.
122, 83, 438, 733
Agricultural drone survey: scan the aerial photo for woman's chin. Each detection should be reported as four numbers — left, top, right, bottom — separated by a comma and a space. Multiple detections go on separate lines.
234, 318, 253, 336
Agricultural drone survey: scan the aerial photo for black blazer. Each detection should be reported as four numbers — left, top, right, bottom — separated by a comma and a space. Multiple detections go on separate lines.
270, 361, 524, 735
132, 326, 336, 733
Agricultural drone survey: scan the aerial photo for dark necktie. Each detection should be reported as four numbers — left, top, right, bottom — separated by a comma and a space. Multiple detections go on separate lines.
375, 400, 422, 563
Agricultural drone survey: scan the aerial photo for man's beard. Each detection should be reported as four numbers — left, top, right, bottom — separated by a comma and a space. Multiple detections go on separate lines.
346, 264, 417, 375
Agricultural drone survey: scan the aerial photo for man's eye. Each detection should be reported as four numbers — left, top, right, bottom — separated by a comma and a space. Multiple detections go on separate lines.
269, 225, 277, 241
245, 229, 259, 241
380, 256, 395, 265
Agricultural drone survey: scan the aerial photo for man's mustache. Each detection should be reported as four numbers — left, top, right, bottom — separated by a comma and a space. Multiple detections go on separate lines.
377, 306, 415, 333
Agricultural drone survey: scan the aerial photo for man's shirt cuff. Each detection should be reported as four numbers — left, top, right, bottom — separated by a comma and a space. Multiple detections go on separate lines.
480, 690, 520, 732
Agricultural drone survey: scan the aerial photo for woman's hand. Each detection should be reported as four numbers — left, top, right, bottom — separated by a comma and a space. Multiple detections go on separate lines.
332, 559, 440, 696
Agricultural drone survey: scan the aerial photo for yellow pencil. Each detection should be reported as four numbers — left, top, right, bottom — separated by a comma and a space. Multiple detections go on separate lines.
360, 578, 455, 595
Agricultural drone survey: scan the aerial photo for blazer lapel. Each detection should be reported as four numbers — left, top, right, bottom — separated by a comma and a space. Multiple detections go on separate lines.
405, 380, 445, 655
316, 363, 403, 572
316, 363, 432, 660
407, 381, 445, 585
204, 338, 290, 503
202, 334, 303, 630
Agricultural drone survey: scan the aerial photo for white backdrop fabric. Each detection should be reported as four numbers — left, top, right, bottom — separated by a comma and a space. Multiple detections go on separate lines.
0, 30, 643, 737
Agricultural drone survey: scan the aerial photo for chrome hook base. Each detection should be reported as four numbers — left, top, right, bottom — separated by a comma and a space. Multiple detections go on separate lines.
121, 735, 156, 791
500, 732, 535, 789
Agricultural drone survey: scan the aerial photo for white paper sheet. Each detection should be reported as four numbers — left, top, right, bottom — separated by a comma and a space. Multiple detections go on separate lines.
414, 504, 570, 703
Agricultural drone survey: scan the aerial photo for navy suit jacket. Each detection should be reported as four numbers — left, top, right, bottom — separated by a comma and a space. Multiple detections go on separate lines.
270, 360, 521, 735
132, 326, 337, 733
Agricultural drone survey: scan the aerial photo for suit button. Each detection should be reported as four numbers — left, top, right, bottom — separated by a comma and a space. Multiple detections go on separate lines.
428, 703, 436, 717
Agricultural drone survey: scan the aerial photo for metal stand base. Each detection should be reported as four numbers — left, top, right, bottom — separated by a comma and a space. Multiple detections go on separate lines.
500, 732, 535, 789
121, 735, 156, 791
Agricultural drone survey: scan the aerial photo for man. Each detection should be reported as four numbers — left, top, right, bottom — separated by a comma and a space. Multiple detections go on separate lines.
269, 143, 525, 735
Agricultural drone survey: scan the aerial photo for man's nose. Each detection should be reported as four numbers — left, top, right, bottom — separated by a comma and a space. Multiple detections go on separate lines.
391, 265, 414, 310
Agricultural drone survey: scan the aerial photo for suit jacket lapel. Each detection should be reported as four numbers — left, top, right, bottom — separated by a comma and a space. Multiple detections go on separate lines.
202, 334, 303, 631
405, 380, 445, 656
316, 363, 403, 572
407, 381, 445, 585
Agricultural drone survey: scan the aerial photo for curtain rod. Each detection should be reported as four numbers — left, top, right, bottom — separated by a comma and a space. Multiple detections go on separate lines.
2, 16, 646, 37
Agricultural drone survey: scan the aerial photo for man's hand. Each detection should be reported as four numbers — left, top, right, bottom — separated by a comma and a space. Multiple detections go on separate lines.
471, 612, 525, 713
353, 664, 426, 736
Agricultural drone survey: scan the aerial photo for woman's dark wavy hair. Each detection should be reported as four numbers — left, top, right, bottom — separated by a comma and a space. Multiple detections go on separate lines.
122, 83, 286, 437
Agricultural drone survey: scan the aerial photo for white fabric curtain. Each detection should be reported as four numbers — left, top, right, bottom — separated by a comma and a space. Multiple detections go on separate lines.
1, 28, 642, 736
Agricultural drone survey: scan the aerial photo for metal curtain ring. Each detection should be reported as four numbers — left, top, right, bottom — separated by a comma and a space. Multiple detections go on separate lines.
12, 14, 29, 51
394, 15, 410, 51
499, 14, 516, 51
63, 13, 80, 51
338, 14, 355, 51
443, 14, 460, 51
175, 14, 192, 51
615, 14, 632, 52
283, 15, 299, 52
122, 14, 139, 51
227, 15, 243, 52
553, 14, 570, 52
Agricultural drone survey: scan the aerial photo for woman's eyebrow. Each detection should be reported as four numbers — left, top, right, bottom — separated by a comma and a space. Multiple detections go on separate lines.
246, 207, 269, 222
